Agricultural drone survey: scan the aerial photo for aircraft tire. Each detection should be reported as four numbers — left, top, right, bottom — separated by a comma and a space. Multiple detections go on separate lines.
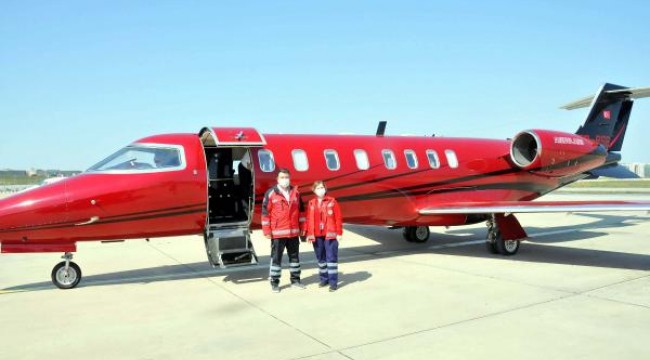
51, 261, 82, 289
486, 228, 499, 254
495, 237, 520, 256
402, 227, 415, 242
486, 240, 499, 254
411, 226, 430, 243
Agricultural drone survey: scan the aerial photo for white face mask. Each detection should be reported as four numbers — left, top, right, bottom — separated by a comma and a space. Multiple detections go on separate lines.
314, 188, 326, 198
278, 178, 290, 188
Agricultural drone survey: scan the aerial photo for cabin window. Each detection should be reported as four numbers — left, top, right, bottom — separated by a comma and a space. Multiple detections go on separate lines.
404, 150, 418, 169
291, 149, 309, 172
426, 150, 440, 169
382, 150, 397, 170
258, 149, 276, 172
445, 149, 459, 168
354, 149, 370, 170
87, 145, 185, 173
324, 149, 340, 171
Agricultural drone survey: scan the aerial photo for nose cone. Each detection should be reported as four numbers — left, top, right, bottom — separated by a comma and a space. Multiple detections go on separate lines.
0, 181, 68, 242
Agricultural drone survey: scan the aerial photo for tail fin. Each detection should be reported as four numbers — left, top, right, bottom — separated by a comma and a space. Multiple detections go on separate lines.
561, 83, 650, 151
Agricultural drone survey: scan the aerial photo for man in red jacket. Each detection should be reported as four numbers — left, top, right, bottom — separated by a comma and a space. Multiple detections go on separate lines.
262, 168, 307, 293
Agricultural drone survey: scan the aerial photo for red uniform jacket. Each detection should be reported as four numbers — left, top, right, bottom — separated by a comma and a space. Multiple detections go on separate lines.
306, 196, 343, 240
261, 185, 306, 239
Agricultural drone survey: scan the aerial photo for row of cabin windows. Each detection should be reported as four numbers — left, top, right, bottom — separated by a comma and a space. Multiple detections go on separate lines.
257, 148, 459, 173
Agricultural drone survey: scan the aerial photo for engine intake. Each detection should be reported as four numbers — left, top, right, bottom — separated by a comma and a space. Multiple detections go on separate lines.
511, 131, 540, 168
510, 129, 607, 176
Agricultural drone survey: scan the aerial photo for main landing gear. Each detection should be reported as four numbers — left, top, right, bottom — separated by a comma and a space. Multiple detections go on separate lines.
402, 226, 431, 243
486, 215, 521, 256
51, 252, 82, 289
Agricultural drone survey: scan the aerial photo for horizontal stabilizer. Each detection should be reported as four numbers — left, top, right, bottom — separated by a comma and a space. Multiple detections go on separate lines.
420, 200, 650, 215
561, 86, 650, 110
587, 164, 640, 179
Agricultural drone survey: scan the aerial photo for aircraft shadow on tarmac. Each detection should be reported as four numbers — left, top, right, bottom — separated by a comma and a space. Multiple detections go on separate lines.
345, 213, 650, 272
441, 213, 648, 244
3, 213, 649, 292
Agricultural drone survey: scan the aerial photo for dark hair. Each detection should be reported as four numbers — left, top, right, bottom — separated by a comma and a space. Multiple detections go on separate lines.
277, 168, 291, 177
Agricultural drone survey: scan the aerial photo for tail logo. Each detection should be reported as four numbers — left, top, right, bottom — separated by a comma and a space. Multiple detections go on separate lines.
603, 110, 611, 120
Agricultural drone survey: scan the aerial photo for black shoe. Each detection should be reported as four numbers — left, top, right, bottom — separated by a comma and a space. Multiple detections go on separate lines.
291, 282, 306, 290
329, 285, 338, 292
271, 284, 280, 293
318, 282, 328, 288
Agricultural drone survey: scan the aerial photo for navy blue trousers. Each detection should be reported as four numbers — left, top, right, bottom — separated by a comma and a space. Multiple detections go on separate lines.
312, 237, 338, 286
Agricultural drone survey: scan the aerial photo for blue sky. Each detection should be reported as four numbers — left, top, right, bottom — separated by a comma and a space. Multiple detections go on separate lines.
2, 1, 649, 170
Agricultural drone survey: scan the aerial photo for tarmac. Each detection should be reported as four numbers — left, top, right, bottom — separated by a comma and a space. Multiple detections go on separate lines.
0, 193, 649, 360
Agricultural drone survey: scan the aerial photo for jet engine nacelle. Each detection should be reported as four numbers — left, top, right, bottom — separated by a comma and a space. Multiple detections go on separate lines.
510, 129, 607, 177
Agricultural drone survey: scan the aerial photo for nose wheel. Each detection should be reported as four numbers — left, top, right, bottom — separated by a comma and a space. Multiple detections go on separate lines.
51, 252, 82, 289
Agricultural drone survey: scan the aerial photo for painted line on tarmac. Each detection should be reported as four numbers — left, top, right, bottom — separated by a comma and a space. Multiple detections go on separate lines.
81, 253, 374, 287
428, 239, 485, 250
426, 228, 580, 250
0, 228, 585, 294
351, 227, 584, 258
0, 253, 374, 293
0, 289, 27, 295
528, 228, 592, 238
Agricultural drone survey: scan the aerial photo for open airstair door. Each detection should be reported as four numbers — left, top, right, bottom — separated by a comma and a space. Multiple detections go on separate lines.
199, 127, 266, 268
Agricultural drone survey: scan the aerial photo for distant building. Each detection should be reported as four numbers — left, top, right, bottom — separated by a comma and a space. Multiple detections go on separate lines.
2, 169, 81, 179
0, 170, 28, 177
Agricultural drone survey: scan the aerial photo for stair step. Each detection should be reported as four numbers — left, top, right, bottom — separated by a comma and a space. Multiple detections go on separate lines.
204, 225, 258, 268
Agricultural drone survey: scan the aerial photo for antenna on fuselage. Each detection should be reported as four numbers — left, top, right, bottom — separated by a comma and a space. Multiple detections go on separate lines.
376, 121, 387, 136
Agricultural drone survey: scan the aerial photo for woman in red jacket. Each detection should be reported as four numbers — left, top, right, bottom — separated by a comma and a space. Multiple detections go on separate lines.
306, 181, 343, 291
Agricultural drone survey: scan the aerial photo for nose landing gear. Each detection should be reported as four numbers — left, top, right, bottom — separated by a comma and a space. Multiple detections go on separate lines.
51, 252, 82, 289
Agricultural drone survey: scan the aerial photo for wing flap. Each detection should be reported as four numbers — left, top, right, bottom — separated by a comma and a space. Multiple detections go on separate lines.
419, 200, 650, 215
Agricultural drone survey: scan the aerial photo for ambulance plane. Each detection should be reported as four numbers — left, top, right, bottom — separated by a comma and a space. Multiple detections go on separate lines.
1, 83, 650, 289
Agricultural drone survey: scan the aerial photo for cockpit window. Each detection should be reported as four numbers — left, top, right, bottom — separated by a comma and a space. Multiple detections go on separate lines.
87, 145, 184, 173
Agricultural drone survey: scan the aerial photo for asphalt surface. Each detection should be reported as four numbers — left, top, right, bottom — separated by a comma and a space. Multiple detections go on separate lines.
1, 193, 649, 360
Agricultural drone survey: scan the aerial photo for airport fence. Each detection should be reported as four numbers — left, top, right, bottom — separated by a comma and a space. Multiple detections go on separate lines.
0, 185, 31, 195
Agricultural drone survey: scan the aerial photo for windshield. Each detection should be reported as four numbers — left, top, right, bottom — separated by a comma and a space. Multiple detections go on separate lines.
87, 145, 184, 173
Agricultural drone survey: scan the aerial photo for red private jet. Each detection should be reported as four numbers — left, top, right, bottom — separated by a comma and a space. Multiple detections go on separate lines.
2, 83, 650, 289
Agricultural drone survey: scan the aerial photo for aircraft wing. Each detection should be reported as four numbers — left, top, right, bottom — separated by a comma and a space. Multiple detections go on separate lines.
419, 200, 650, 215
